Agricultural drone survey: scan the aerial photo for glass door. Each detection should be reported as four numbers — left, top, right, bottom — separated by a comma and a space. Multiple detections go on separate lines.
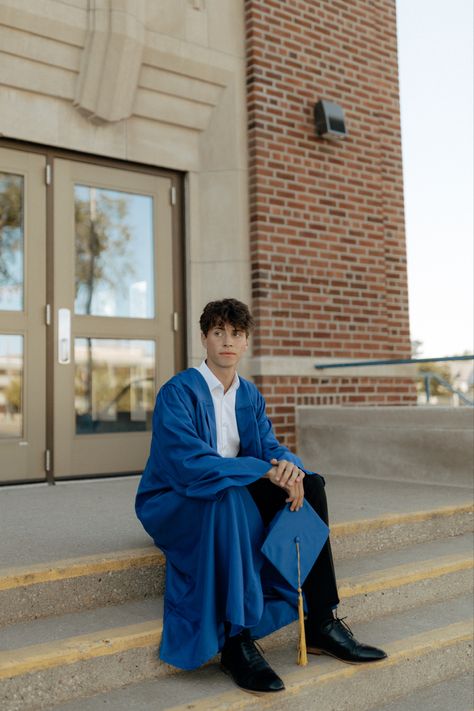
0, 147, 47, 483
53, 159, 175, 478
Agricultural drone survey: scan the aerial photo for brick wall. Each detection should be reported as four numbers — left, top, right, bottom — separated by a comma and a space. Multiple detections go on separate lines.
245, 0, 417, 447
254, 375, 416, 452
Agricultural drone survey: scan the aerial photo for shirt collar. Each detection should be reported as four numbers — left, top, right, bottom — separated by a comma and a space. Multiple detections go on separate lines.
198, 360, 240, 394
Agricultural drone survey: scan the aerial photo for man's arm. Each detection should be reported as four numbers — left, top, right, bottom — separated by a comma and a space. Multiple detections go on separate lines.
254, 389, 313, 472
148, 383, 271, 500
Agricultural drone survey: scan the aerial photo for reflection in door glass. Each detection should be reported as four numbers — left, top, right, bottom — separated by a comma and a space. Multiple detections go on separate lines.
75, 338, 155, 434
74, 185, 155, 318
0, 335, 23, 438
0, 174, 24, 311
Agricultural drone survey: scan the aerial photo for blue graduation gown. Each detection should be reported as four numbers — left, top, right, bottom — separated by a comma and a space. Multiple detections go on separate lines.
135, 367, 314, 670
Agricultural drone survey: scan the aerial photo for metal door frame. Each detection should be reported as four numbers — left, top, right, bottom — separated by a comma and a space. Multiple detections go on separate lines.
0, 138, 186, 485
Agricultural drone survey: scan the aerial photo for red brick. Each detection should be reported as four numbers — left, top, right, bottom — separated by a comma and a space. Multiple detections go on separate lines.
246, 0, 415, 444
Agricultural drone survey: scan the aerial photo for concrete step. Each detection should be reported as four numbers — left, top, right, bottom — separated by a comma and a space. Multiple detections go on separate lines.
336, 533, 474, 624
297, 405, 474, 486
2, 539, 471, 650
1, 475, 472, 568
1, 500, 472, 626
0, 547, 165, 626
31, 596, 474, 711
1, 541, 472, 710
330, 500, 473, 559
371, 671, 474, 711
0, 598, 162, 654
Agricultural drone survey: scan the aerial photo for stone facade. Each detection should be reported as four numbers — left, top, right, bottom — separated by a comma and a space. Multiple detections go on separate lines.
0, 0, 416, 452
0, 0, 251, 366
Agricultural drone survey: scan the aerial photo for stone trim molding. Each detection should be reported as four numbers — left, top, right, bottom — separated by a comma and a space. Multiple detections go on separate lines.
249, 356, 415, 378
74, 0, 146, 123
74, 0, 228, 126
0, 0, 233, 139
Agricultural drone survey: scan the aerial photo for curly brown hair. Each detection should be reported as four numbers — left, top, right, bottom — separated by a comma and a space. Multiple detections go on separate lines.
199, 298, 255, 336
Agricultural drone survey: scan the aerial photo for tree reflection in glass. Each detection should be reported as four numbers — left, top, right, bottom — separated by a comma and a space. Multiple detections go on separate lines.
0, 335, 23, 438
74, 185, 154, 318
74, 338, 155, 434
0, 174, 23, 311
74, 185, 156, 430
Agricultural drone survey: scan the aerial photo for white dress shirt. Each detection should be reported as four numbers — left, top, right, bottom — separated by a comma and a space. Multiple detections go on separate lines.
195, 360, 241, 458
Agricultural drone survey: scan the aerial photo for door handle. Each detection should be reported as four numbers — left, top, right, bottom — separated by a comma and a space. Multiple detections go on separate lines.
58, 308, 71, 364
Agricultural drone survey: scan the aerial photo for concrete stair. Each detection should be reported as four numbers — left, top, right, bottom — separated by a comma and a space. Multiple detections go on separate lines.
0, 475, 472, 710
371, 672, 474, 711
296, 406, 474, 487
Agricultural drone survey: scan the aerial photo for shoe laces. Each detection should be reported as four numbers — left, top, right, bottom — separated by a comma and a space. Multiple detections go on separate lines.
332, 614, 354, 638
240, 634, 266, 665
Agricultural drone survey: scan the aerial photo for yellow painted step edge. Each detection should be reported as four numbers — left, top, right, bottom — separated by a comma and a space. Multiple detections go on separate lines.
166, 620, 474, 711
332, 502, 473, 537
338, 552, 474, 597
0, 548, 163, 592
0, 620, 163, 680
1, 503, 472, 592
0, 552, 472, 681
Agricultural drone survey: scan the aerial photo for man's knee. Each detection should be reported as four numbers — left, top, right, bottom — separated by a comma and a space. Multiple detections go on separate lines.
304, 473, 329, 522
304, 473, 328, 505
304, 473, 326, 495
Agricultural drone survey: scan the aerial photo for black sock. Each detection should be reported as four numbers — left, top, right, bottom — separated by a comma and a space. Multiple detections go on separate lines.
308, 606, 335, 626
224, 623, 250, 642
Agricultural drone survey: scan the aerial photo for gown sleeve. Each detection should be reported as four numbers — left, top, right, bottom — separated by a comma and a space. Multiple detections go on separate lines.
255, 389, 316, 476
150, 383, 271, 500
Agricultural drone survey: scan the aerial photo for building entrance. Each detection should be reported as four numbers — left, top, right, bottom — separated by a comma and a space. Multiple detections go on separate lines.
0, 145, 181, 484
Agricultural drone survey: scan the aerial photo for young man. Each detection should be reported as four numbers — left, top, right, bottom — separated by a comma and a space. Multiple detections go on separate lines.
135, 298, 386, 693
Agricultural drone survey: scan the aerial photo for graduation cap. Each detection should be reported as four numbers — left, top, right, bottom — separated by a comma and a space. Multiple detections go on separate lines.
261, 500, 329, 665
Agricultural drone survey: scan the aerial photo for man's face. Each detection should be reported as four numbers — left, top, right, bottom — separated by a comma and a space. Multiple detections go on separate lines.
201, 322, 249, 371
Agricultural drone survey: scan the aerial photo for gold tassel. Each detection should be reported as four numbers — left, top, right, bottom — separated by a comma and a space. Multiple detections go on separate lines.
296, 539, 308, 665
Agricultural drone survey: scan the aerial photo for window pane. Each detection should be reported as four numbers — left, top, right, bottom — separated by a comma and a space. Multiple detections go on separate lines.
75, 338, 155, 434
74, 185, 155, 318
0, 174, 24, 311
0, 335, 23, 438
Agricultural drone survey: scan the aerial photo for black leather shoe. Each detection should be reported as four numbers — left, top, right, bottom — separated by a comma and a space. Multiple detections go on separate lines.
220, 630, 285, 693
305, 615, 387, 664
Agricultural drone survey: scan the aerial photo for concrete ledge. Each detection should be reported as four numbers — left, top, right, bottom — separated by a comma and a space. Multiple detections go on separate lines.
1, 503, 472, 626
337, 554, 474, 624
297, 406, 474, 486
331, 505, 474, 559
0, 554, 164, 627
0, 620, 163, 681
0, 548, 161, 592
1, 567, 472, 709
171, 621, 473, 711
0, 623, 166, 711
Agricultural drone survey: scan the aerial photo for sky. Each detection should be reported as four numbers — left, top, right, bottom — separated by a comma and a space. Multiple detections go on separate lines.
396, 0, 474, 357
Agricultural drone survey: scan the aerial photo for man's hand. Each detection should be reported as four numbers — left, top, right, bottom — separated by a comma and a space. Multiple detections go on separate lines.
265, 458, 305, 511
266, 458, 304, 488
285, 479, 305, 511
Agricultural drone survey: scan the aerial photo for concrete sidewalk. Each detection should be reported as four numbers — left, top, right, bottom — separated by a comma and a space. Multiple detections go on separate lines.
0, 473, 472, 567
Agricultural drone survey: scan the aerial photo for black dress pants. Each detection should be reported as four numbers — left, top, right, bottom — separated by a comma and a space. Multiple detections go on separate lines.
246, 473, 340, 618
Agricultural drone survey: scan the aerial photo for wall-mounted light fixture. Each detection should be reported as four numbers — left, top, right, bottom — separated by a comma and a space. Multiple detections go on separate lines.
314, 100, 347, 139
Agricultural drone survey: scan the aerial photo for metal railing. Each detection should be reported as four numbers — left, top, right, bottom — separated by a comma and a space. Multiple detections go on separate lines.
314, 355, 474, 406
420, 372, 473, 406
